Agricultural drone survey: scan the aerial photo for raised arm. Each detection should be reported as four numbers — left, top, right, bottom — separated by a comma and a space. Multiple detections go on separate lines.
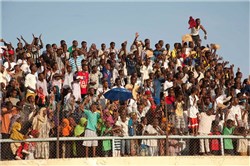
21, 35, 29, 46
132, 32, 139, 45
30, 33, 36, 48
39, 34, 44, 49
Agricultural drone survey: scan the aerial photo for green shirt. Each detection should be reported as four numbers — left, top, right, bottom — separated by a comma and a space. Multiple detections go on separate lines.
223, 127, 235, 150
84, 109, 100, 132
101, 125, 112, 151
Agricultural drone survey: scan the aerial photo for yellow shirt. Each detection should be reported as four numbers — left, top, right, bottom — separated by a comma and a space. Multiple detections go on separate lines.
171, 49, 177, 58
175, 101, 184, 117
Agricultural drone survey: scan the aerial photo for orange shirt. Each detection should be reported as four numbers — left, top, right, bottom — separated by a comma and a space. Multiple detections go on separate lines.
1, 108, 13, 134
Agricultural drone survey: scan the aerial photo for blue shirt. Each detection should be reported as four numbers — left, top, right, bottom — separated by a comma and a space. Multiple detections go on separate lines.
69, 55, 84, 72
101, 67, 112, 88
84, 109, 100, 132
153, 77, 165, 98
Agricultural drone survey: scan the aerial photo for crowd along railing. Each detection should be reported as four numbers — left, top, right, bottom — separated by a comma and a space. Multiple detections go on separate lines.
1, 135, 250, 157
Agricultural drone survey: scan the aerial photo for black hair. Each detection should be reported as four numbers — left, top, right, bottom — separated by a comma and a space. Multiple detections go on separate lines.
81, 41, 87, 45
46, 44, 51, 49
29, 64, 36, 71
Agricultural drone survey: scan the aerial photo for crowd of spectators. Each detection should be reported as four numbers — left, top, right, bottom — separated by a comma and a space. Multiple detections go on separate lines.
0, 22, 250, 160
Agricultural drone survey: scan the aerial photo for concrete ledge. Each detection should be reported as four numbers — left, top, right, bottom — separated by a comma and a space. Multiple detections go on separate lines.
0, 156, 250, 166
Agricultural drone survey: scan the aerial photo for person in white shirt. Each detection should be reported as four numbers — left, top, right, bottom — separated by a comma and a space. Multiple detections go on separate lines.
112, 67, 119, 86
193, 65, 204, 83
227, 98, 244, 126
63, 65, 74, 89
115, 114, 130, 156
0, 65, 10, 86
214, 87, 231, 111
144, 119, 164, 156
25, 64, 37, 98
4, 55, 16, 71
98, 43, 107, 60
107, 42, 119, 57
127, 98, 137, 114
136, 102, 151, 122
163, 73, 174, 97
36, 73, 48, 97
140, 58, 153, 83
198, 108, 217, 154
112, 77, 125, 89
188, 87, 199, 135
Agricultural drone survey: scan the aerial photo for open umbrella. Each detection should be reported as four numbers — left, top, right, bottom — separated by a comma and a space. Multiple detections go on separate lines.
104, 88, 132, 101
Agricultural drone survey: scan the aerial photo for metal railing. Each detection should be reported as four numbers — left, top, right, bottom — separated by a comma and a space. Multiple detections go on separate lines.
1, 135, 249, 157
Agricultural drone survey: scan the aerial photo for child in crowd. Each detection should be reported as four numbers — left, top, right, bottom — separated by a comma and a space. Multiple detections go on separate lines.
72, 77, 81, 102
144, 119, 164, 156
25, 130, 40, 160
61, 118, 73, 158
175, 94, 185, 135
209, 124, 221, 155
111, 123, 123, 157
115, 113, 130, 156
36, 87, 46, 106
101, 121, 113, 157
128, 112, 139, 156
223, 119, 235, 155
9, 116, 29, 160
168, 127, 181, 156
235, 127, 248, 156
165, 88, 175, 125
188, 87, 199, 135
73, 117, 87, 157
103, 109, 115, 126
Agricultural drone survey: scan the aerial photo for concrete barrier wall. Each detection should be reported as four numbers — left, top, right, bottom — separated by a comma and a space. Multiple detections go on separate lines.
1, 156, 250, 166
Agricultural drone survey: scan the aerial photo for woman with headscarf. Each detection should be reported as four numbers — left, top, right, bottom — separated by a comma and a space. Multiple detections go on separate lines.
61, 118, 73, 158
10, 116, 28, 160
32, 107, 51, 159
73, 117, 87, 157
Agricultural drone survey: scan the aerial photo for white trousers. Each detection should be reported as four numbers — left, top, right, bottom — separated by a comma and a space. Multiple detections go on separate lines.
199, 133, 210, 153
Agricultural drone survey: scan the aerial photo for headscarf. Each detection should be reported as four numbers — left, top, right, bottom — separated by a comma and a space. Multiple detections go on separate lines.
72, 117, 87, 156
62, 118, 72, 136
10, 122, 24, 140
103, 109, 114, 126
32, 107, 47, 131
74, 117, 87, 136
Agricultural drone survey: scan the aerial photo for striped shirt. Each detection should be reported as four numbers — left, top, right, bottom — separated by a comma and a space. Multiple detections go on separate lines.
68, 55, 84, 72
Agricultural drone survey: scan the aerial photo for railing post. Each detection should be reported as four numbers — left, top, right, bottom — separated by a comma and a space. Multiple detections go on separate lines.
112, 138, 115, 157
56, 103, 60, 159
220, 137, 224, 156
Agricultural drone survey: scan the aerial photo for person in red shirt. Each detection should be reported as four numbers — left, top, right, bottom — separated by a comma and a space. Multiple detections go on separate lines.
165, 88, 175, 124
1, 40, 15, 59
76, 64, 89, 99
209, 124, 221, 155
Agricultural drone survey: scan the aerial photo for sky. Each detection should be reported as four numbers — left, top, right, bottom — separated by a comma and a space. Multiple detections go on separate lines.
1, 0, 249, 78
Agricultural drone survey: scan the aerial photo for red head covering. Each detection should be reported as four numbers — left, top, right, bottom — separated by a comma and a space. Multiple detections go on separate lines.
31, 130, 39, 138
188, 16, 196, 29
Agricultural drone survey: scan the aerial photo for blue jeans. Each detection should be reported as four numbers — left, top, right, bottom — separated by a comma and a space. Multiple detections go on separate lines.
121, 139, 130, 155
